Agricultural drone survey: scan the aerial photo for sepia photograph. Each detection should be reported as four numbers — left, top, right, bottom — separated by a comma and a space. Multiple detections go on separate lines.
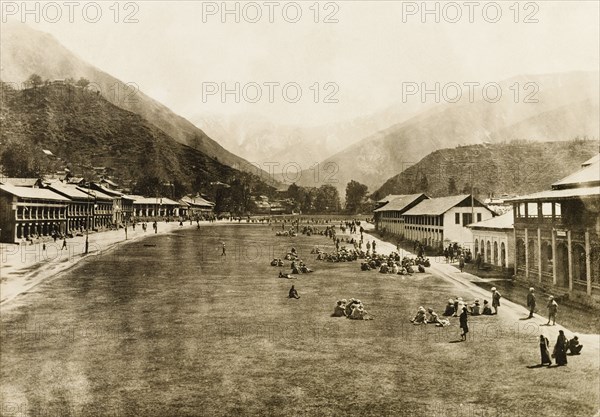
0, 1, 599, 416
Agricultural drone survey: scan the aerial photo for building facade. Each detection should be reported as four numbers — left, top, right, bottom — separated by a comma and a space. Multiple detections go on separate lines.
373, 194, 429, 236
0, 184, 69, 243
402, 195, 494, 248
468, 210, 514, 269
508, 155, 600, 301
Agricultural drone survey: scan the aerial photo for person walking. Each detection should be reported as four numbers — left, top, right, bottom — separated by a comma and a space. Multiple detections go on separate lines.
61, 238, 67, 250
458, 255, 465, 272
221, 242, 226, 256
491, 287, 501, 315
527, 287, 536, 318
539, 334, 552, 366
459, 306, 469, 341
546, 296, 558, 325
553, 330, 568, 366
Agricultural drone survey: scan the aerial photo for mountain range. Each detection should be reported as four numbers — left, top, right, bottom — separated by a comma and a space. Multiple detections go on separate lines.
0, 23, 274, 182
372, 140, 600, 201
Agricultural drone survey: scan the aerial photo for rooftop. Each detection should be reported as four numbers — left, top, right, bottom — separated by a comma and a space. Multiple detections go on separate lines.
0, 183, 69, 201
552, 157, 600, 189
403, 195, 474, 216
0, 178, 40, 187
46, 181, 94, 200
468, 210, 514, 230
505, 186, 600, 203
374, 194, 428, 213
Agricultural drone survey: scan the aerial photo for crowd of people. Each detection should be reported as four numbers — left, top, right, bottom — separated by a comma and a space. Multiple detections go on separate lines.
271, 247, 315, 277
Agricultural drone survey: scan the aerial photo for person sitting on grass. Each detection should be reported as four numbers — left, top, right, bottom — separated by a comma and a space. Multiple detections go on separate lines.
410, 306, 427, 324
453, 297, 465, 317
567, 336, 583, 355
345, 299, 359, 316
349, 302, 373, 320
379, 263, 389, 274
443, 299, 455, 316
279, 271, 294, 279
332, 300, 347, 317
418, 264, 425, 273
482, 300, 493, 315
288, 285, 300, 299
427, 308, 450, 327
469, 299, 481, 316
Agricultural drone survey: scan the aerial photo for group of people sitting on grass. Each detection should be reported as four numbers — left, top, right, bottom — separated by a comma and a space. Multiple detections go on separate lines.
272, 248, 315, 277
409, 306, 451, 327
442, 297, 494, 316
331, 298, 373, 320
275, 229, 298, 237
359, 253, 430, 275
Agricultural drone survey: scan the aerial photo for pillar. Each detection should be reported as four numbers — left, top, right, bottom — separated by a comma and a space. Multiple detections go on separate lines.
551, 230, 557, 285
567, 230, 573, 292
585, 230, 592, 296
513, 228, 518, 275
524, 228, 529, 279
537, 228, 542, 282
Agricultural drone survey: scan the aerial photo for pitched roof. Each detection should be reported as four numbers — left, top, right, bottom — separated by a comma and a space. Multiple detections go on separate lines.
552, 158, 600, 189
468, 210, 514, 230
1, 178, 40, 187
181, 196, 215, 207
130, 195, 180, 205
403, 195, 475, 216
505, 186, 600, 202
582, 154, 600, 167
0, 183, 69, 201
376, 194, 405, 204
374, 194, 427, 213
75, 186, 114, 201
46, 182, 94, 200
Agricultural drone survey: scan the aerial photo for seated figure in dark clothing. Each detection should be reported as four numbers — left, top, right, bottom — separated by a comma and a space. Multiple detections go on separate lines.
568, 336, 583, 355
443, 299, 455, 316
288, 285, 300, 299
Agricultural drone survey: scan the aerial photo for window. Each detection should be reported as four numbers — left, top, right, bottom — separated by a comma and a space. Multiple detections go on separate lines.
455, 213, 460, 224
527, 202, 537, 218
462, 213, 472, 226
477, 213, 482, 222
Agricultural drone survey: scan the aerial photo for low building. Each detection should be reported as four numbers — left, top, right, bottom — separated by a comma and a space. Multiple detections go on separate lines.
181, 196, 215, 218
0, 183, 69, 243
402, 194, 495, 248
76, 187, 114, 230
373, 194, 429, 236
46, 181, 95, 234
131, 196, 184, 219
507, 154, 600, 301
468, 210, 514, 269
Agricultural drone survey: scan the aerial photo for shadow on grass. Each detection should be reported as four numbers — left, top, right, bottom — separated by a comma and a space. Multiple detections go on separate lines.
526, 364, 552, 369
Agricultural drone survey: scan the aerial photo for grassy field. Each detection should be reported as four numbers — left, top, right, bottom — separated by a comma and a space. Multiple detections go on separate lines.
1, 225, 598, 417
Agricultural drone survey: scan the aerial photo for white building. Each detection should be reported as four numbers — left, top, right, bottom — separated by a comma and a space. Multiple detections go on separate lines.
468, 210, 514, 269
402, 194, 495, 248
373, 193, 429, 236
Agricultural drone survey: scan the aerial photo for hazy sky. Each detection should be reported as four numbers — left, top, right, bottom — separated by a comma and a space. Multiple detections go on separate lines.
5, 0, 599, 126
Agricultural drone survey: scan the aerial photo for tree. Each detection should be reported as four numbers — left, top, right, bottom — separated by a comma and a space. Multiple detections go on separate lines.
418, 174, 428, 192
76, 77, 91, 88
315, 184, 340, 213
345, 180, 368, 214
27, 73, 43, 87
448, 177, 458, 195
0, 142, 42, 177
